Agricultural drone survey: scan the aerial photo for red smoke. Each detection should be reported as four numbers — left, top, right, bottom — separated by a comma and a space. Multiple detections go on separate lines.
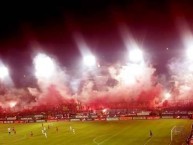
0, 54, 166, 111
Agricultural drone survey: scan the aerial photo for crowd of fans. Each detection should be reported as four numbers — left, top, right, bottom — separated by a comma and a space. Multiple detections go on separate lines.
0, 99, 192, 122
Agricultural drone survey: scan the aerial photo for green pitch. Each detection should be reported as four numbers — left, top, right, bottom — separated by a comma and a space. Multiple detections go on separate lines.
0, 119, 192, 145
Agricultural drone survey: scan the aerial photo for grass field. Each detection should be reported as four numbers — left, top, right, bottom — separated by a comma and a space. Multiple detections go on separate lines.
0, 119, 192, 145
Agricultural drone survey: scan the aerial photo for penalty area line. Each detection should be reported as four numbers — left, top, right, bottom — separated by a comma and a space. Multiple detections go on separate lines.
93, 134, 110, 145
93, 128, 128, 145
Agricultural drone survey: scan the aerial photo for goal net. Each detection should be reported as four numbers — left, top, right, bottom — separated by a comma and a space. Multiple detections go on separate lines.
171, 126, 185, 143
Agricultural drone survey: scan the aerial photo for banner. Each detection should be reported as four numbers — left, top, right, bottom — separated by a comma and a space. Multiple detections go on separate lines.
107, 117, 119, 121
137, 112, 150, 116
20, 118, 33, 121
133, 116, 146, 120
188, 111, 193, 115
180, 116, 189, 119
15, 120, 25, 123
146, 116, 160, 120
48, 116, 56, 120
85, 118, 94, 121
28, 120, 35, 123
3, 121, 14, 124
57, 119, 69, 122
34, 115, 44, 118
90, 115, 98, 118
161, 116, 173, 119
36, 120, 46, 123
34, 115, 44, 119
127, 113, 136, 116
162, 112, 174, 115
75, 115, 88, 119
7, 116, 17, 120
119, 117, 132, 120
174, 111, 188, 115
94, 118, 106, 121
70, 119, 80, 121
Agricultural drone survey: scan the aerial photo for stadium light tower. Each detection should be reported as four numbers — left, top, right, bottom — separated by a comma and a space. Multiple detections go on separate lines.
129, 49, 143, 63
34, 53, 55, 79
83, 54, 96, 67
0, 65, 9, 80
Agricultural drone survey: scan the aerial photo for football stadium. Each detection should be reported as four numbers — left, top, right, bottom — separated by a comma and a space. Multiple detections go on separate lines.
0, 119, 192, 145
1, 1, 193, 145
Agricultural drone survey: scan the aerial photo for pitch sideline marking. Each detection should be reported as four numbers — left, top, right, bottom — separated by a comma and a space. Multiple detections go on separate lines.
143, 137, 152, 145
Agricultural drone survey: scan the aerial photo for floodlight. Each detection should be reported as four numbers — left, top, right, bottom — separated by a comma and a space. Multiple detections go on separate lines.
0, 65, 9, 79
34, 53, 55, 78
187, 48, 193, 60
83, 54, 96, 67
129, 49, 143, 63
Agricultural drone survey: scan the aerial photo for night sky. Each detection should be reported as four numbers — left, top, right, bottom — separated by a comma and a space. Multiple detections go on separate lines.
0, 1, 193, 87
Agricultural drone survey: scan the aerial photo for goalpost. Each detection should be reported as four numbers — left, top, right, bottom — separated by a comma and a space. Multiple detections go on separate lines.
171, 126, 185, 142
171, 126, 176, 141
